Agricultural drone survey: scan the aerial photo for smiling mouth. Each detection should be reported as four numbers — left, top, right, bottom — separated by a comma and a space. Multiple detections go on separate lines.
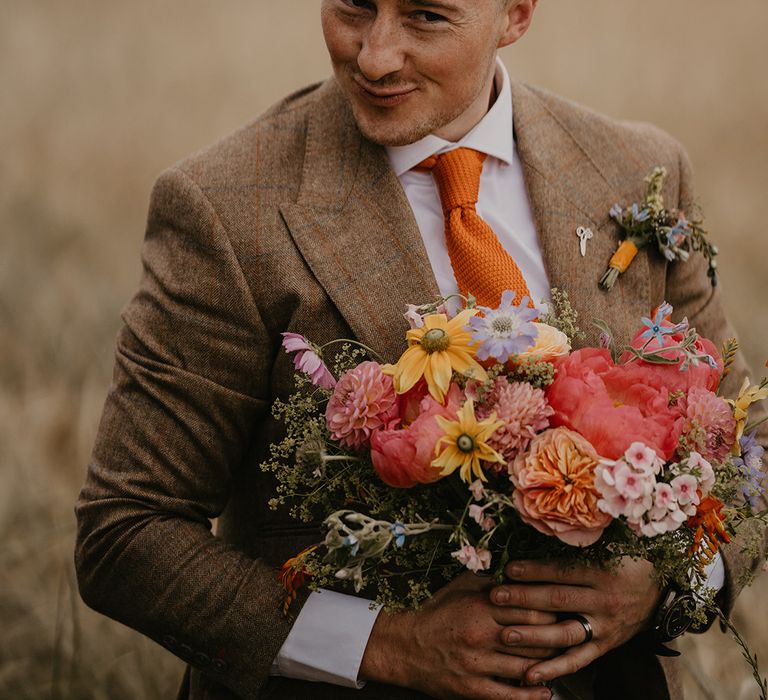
352, 77, 417, 107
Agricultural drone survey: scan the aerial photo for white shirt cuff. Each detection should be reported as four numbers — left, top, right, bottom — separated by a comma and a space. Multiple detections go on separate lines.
271, 589, 381, 688
697, 550, 725, 601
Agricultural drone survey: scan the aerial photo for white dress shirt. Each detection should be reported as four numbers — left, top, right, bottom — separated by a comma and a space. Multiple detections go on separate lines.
270, 58, 724, 693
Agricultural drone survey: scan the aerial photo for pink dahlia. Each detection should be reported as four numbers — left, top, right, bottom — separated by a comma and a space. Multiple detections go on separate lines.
326, 361, 399, 449
680, 386, 737, 462
477, 377, 553, 469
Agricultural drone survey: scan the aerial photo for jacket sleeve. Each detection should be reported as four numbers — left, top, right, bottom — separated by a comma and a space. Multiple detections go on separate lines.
664, 145, 768, 617
75, 166, 292, 697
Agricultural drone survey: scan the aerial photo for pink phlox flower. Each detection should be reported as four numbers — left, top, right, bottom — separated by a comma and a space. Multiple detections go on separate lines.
624, 442, 662, 475
686, 451, 715, 496
670, 474, 699, 507
281, 332, 336, 389
326, 361, 399, 449
469, 479, 486, 501
468, 504, 496, 532
595, 459, 654, 522
451, 543, 492, 572
478, 377, 553, 468
654, 482, 674, 509
613, 462, 654, 501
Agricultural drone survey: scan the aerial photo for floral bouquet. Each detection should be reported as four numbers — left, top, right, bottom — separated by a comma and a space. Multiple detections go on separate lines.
265, 291, 767, 657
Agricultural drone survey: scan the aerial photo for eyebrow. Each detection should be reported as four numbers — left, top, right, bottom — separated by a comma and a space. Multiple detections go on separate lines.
400, 0, 462, 12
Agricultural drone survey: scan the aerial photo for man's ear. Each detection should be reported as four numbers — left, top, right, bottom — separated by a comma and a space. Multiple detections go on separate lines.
497, 0, 538, 49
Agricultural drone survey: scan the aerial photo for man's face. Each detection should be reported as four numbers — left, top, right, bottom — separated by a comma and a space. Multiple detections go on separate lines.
321, 0, 533, 147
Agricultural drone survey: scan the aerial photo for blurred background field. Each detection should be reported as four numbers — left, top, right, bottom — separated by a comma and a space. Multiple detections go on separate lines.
1, 1, 766, 698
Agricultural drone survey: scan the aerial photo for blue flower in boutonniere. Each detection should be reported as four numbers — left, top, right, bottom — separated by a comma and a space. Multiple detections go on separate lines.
600, 167, 719, 291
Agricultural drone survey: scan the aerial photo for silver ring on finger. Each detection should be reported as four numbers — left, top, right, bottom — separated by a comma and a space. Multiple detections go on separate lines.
568, 613, 594, 644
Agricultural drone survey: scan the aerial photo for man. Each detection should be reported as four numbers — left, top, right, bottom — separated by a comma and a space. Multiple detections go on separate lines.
75, 1, 765, 699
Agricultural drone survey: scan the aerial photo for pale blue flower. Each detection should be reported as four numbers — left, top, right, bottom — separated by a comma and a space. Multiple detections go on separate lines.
631, 203, 650, 222
468, 290, 539, 363
391, 522, 406, 548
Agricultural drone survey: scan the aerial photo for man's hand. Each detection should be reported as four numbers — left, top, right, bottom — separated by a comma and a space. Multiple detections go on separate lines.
359, 572, 559, 700
490, 557, 662, 686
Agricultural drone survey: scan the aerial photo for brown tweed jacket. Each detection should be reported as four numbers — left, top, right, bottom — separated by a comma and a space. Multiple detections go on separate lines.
75, 77, 766, 700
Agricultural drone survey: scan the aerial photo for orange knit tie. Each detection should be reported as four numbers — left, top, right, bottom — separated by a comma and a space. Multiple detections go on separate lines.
418, 148, 531, 308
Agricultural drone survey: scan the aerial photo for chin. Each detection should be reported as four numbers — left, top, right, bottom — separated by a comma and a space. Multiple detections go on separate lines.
352, 108, 434, 147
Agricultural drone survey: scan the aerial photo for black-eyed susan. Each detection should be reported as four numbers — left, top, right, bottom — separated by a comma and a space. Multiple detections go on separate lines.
383, 309, 487, 403
432, 399, 504, 483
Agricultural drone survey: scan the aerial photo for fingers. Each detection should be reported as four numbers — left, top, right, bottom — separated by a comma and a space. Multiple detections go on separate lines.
500, 620, 592, 650
492, 582, 599, 614
525, 641, 602, 685
504, 560, 604, 586
490, 605, 558, 628
469, 677, 553, 700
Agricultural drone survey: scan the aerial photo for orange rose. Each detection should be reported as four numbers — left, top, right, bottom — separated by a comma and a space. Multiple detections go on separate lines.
510, 427, 611, 546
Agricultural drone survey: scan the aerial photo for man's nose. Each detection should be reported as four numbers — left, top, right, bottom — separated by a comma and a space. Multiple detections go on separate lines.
357, 18, 406, 81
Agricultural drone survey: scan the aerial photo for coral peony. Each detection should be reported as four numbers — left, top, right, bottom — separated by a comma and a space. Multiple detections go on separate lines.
620, 320, 723, 394
546, 348, 685, 461
477, 377, 553, 468
371, 385, 463, 488
510, 427, 611, 546
680, 386, 737, 462
326, 362, 399, 449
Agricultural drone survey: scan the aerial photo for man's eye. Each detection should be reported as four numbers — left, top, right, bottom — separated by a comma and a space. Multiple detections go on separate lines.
412, 11, 446, 23
350, 0, 372, 8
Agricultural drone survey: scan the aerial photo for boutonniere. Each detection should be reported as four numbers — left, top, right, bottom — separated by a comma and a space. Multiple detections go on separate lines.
600, 167, 719, 290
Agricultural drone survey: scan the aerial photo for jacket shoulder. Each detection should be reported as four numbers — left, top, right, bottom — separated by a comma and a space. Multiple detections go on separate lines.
524, 83, 686, 158
161, 80, 334, 191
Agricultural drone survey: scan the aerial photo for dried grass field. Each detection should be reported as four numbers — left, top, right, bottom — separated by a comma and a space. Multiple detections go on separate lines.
1, 1, 767, 698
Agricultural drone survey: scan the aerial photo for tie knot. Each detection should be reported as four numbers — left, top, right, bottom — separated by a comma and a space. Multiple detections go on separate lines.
417, 148, 486, 215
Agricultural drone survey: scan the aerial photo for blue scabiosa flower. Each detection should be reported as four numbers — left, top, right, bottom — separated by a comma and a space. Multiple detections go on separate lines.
609, 203, 624, 220
468, 290, 539, 363
734, 431, 765, 508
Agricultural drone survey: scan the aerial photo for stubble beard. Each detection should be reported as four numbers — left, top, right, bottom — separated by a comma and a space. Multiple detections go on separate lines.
341, 58, 497, 148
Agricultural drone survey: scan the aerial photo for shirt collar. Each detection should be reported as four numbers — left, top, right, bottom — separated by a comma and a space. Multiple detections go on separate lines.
386, 57, 515, 177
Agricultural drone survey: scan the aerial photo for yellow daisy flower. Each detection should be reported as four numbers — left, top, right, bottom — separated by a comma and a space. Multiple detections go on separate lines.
432, 399, 505, 483
729, 377, 768, 450
383, 309, 487, 403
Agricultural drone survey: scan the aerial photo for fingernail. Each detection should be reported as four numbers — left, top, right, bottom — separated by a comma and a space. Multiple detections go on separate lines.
495, 589, 510, 604
507, 563, 523, 577
505, 630, 521, 644
530, 672, 542, 683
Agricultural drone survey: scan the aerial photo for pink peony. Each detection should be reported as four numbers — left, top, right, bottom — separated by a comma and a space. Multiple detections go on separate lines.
281, 332, 337, 389
477, 377, 553, 470
620, 321, 723, 394
370, 384, 463, 488
680, 386, 737, 462
510, 427, 612, 546
326, 362, 399, 449
546, 348, 685, 461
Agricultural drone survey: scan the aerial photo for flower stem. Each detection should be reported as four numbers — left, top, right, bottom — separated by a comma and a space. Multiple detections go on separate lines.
319, 339, 385, 363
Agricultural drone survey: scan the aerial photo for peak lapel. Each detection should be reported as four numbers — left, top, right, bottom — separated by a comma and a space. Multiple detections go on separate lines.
280, 81, 439, 363
511, 81, 652, 347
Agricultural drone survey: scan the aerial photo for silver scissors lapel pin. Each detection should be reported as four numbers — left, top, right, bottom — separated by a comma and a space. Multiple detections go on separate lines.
576, 226, 594, 257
